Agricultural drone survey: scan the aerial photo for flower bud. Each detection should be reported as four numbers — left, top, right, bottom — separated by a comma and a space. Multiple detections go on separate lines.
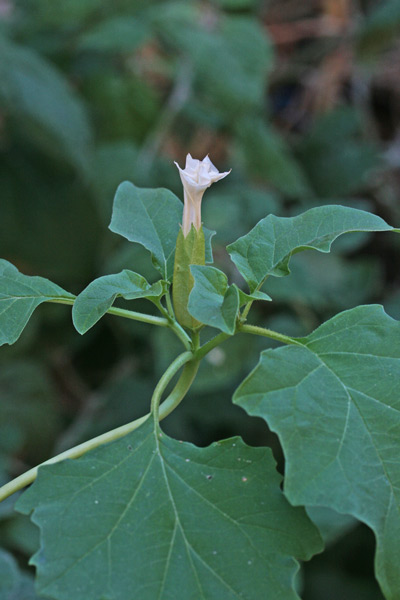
172, 154, 230, 329
174, 154, 231, 237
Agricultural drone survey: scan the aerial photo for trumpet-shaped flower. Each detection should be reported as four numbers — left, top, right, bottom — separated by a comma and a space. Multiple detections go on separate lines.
175, 154, 231, 236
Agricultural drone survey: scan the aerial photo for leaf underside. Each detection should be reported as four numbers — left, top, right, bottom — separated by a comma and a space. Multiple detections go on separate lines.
72, 270, 164, 334
0, 260, 74, 346
17, 418, 322, 600
234, 304, 400, 600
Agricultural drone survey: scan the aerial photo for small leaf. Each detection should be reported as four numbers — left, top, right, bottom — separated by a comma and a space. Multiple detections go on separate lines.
0, 260, 74, 346
227, 205, 397, 292
204, 227, 215, 264
189, 265, 239, 334
17, 418, 322, 600
72, 270, 165, 334
234, 305, 400, 599
109, 182, 183, 280
189, 265, 271, 334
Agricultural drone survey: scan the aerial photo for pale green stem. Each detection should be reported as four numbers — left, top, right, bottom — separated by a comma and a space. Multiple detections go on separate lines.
50, 297, 192, 350
238, 323, 302, 346
240, 299, 254, 322
150, 351, 195, 421
195, 332, 231, 360
153, 298, 192, 351
239, 276, 270, 323
50, 298, 169, 327
0, 355, 199, 504
165, 290, 175, 320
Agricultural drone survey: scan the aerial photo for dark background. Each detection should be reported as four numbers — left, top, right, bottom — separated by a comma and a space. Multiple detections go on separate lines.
1, 0, 400, 597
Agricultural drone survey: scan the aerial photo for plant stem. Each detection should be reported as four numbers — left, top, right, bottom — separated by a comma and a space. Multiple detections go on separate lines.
50, 297, 192, 350
240, 299, 254, 322
50, 298, 169, 327
238, 323, 302, 346
165, 290, 175, 320
150, 351, 195, 421
0, 355, 199, 504
195, 332, 231, 360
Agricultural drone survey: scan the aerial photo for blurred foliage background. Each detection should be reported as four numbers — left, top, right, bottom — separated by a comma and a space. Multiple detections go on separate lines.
1, 0, 400, 597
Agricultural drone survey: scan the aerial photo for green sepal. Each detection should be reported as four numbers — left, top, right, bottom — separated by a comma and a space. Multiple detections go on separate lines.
172, 225, 205, 330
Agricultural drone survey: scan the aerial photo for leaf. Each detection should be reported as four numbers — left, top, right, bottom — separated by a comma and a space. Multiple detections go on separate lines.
109, 182, 183, 280
78, 16, 151, 53
0, 260, 74, 346
227, 205, 397, 292
0, 548, 40, 600
305, 506, 357, 546
72, 270, 165, 334
234, 305, 400, 599
17, 418, 322, 600
0, 37, 92, 172
204, 228, 215, 265
109, 182, 214, 280
189, 265, 271, 335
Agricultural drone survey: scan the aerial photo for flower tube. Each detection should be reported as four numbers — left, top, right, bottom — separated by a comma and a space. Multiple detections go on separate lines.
173, 154, 230, 329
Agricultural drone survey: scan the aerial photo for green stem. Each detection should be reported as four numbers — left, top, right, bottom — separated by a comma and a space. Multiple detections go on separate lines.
165, 290, 175, 320
240, 299, 254, 322
150, 351, 195, 421
50, 298, 169, 328
238, 323, 302, 346
0, 356, 199, 504
51, 297, 192, 350
195, 332, 231, 360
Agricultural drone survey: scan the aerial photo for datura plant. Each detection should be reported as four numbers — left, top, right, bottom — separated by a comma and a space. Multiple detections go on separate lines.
1, 155, 400, 600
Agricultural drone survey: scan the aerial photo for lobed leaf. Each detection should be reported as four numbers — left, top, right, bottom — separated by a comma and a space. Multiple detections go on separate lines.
0, 260, 74, 346
17, 418, 322, 600
189, 265, 271, 335
72, 270, 165, 334
227, 205, 397, 292
234, 305, 400, 599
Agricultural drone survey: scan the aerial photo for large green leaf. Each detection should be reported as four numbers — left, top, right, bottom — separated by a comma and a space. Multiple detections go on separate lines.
17, 418, 322, 600
0, 260, 74, 346
234, 305, 400, 599
109, 182, 183, 280
72, 270, 165, 334
189, 265, 271, 334
227, 205, 397, 292
109, 182, 214, 279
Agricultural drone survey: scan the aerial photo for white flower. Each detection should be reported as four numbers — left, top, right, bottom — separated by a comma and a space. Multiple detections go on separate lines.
174, 154, 231, 236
